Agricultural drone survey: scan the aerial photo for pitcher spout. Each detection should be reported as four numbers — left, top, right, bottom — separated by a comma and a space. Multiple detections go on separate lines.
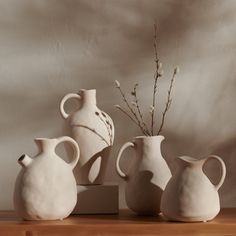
177, 156, 204, 167
157, 135, 165, 143
18, 154, 33, 167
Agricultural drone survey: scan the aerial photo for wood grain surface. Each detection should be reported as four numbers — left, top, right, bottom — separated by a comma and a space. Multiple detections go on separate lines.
0, 209, 236, 236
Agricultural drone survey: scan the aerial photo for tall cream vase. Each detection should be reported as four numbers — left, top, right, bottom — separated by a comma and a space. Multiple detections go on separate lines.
161, 155, 226, 222
116, 135, 171, 215
60, 89, 114, 185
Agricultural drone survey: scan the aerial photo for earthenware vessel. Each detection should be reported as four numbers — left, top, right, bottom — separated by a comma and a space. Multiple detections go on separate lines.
14, 136, 80, 220
116, 135, 171, 215
60, 89, 114, 185
161, 155, 226, 222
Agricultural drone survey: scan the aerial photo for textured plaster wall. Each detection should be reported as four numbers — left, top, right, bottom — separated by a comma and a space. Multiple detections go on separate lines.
0, 0, 235, 210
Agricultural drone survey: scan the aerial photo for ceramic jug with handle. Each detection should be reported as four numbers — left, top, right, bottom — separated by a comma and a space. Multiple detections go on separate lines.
161, 155, 226, 222
116, 135, 171, 215
60, 89, 114, 185
14, 136, 80, 220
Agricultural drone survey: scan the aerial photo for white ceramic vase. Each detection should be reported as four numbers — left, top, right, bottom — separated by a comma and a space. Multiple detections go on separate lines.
60, 89, 114, 185
14, 136, 80, 220
116, 136, 171, 215
161, 155, 226, 222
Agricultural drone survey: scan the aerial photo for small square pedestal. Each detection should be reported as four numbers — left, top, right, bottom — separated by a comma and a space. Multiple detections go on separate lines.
72, 184, 119, 214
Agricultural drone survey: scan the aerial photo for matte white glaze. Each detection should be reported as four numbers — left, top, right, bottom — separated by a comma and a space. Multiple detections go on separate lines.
14, 136, 80, 220
60, 89, 114, 185
161, 155, 226, 222
116, 136, 171, 215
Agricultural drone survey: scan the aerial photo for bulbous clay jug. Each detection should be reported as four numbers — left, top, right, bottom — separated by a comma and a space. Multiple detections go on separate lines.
60, 89, 114, 185
161, 155, 226, 222
116, 136, 171, 215
14, 136, 80, 220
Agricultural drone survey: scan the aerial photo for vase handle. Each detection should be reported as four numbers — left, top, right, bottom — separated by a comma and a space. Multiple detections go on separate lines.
204, 155, 226, 191
60, 93, 81, 119
116, 142, 135, 180
56, 136, 80, 169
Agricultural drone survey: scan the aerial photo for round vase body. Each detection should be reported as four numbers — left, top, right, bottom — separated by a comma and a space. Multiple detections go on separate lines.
161, 155, 226, 222
14, 137, 79, 220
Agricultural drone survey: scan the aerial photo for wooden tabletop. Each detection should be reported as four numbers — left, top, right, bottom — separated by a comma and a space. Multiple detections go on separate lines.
0, 209, 236, 236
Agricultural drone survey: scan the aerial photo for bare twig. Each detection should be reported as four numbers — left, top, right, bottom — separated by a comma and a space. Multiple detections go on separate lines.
153, 23, 159, 65
115, 105, 149, 135
151, 23, 162, 135
151, 78, 158, 135
132, 84, 151, 135
116, 84, 149, 135
157, 67, 178, 135
114, 23, 179, 137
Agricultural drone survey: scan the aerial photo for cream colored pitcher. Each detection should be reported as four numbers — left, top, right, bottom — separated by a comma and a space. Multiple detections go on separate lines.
161, 155, 226, 222
14, 136, 80, 220
116, 135, 171, 215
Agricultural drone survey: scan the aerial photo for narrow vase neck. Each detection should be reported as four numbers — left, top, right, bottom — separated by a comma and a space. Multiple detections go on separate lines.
80, 89, 97, 107
134, 136, 164, 158
35, 139, 55, 155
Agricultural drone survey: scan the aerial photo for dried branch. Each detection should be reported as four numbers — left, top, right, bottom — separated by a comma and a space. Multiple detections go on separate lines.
132, 84, 151, 135
157, 67, 179, 135
114, 23, 179, 137
115, 82, 149, 135
151, 23, 163, 135
114, 105, 149, 136
151, 78, 158, 135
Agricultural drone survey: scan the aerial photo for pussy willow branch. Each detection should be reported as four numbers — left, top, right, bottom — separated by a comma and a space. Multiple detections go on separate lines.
115, 105, 149, 135
115, 23, 178, 136
157, 68, 177, 135
151, 23, 161, 135
133, 84, 151, 135
116, 86, 149, 135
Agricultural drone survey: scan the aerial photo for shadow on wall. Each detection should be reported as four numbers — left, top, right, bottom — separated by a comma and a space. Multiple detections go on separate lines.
74, 146, 112, 184
210, 137, 236, 207
0, 0, 209, 93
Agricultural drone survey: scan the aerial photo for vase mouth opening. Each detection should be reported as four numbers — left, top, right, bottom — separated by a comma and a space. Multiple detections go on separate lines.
34, 138, 51, 141
34, 138, 56, 146
18, 154, 26, 162
178, 156, 199, 163
78, 89, 96, 94
134, 135, 164, 140
78, 89, 97, 105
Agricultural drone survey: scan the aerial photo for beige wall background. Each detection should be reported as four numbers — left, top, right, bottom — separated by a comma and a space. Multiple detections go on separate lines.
0, 0, 235, 210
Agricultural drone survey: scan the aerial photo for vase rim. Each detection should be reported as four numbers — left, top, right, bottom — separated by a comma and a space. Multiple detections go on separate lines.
34, 138, 51, 141
134, 135, 164, 140
178, 156, 203, 164
79, 89, 96, 93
